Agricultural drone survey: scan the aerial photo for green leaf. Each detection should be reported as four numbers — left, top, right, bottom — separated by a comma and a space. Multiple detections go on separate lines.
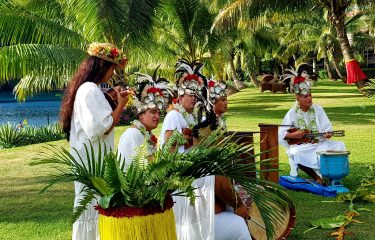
99, 193, 115, 209
310, 215, 346, 230
90, 177, 112, 196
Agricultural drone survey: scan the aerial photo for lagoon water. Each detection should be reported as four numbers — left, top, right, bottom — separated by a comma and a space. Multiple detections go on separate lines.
0, 92, 61, 126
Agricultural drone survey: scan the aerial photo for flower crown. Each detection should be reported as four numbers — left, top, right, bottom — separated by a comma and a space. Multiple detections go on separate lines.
87, 42, 127, 66
132, 67, 172, 114
175, 59, 205, 96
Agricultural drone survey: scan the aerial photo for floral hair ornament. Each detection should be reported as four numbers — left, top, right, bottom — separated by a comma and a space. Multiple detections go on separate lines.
174, 59, 206, 96
87, 42, 127, 67
282, 64, 314, 96
133, 66, 172, 114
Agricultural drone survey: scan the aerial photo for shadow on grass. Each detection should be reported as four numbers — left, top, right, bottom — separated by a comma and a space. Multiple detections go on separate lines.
0, 176, 73, 224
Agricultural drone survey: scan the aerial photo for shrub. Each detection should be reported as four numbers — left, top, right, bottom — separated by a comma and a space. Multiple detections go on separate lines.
319, 70, 329, 80
0, 123, 64, 149
0, 123, 25, 149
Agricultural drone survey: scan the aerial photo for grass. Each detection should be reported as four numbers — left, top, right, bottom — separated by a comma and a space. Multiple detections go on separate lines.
1, 80, 375, 240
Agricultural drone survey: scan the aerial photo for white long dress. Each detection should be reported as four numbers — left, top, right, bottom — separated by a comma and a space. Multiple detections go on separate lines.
160, 110, 215, 240
70, 82, 114, 240
279, 103, 346, 176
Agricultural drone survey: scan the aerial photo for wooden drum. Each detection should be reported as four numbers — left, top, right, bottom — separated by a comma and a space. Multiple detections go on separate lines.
247, 201, 296, 240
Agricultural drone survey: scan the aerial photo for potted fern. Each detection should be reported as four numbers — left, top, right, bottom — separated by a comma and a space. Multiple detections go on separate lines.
32, 130, 293, 239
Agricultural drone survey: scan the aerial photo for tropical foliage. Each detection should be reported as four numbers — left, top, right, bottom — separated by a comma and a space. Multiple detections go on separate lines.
31, 130, 293, 238
0, 0, 161, 100
0, 123, 64, 149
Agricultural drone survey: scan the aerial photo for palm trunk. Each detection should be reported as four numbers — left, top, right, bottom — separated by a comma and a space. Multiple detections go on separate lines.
324, 53, 334, 80
332, 50, 346, 82
229, 54, 244, 90
250, 74, 260, 87
329, 11, 368, 90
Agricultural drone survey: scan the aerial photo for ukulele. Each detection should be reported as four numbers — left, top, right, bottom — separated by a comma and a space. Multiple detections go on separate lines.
285, 127, 345, 145
103, 88, 118, 111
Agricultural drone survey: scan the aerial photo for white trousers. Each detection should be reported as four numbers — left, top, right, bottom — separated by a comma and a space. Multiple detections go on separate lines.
287, 140, 346, 176
215, 212, 252, 240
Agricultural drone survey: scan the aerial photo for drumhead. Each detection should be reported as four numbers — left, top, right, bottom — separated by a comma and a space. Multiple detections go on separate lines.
317, 150, 350, 156
247, 201, 296, 240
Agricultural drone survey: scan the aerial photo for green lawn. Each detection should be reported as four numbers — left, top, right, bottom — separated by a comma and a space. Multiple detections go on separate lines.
1, 80, 375, 240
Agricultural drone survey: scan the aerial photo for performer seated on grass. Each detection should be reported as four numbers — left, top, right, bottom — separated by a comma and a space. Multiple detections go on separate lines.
279, 72, 346, 185
160, 59, 251, 240
194, 79, 252, 240
118, 69, 171, 169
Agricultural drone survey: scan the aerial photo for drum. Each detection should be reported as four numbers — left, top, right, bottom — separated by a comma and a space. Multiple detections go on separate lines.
247, 201, 296, 240
317, 150, 350, 180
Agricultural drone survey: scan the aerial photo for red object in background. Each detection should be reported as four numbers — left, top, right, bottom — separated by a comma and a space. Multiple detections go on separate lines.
345, 60, 367, 84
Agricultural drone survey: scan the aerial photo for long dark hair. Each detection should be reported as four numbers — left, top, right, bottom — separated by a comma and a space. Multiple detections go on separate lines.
60, 56, 115, 140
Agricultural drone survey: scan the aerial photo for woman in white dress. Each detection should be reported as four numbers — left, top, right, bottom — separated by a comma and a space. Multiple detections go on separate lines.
60, 43, 130, 240
279, 73, 346, 184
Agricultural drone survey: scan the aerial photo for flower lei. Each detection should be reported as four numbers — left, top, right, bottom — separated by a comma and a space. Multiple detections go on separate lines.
217, 114, 227, 130
295, 104, 320, 142
132, 120, 157, 156
173, 103, 198, 128
295, 105, 318, 132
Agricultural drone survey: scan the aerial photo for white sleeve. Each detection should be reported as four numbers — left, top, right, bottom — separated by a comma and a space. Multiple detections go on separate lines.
75, 85, 113, 140
315, 105, 332, 132
160, 110, 183, 146
278, 109, 294, 147
117, 128, 144, 171
163, 110, 183, 131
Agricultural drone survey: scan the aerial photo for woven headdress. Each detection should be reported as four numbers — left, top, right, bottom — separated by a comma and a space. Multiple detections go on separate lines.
282, 63, 315, 96
174, 59, 206, 96
206, 79, 227, 104
133, 67, 172, 114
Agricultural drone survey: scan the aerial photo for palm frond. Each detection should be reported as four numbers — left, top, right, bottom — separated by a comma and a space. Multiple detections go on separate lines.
72, 189, 96, 223
0, 5, 85, 46
32, 130, 293, 238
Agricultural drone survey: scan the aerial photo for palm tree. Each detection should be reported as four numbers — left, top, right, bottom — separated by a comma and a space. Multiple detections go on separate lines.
0, 0, 161, 100
211, 0, 374, 92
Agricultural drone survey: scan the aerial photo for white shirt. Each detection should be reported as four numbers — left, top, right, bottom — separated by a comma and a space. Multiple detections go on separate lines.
117, 127, 145, 170
160, 109, 188, 153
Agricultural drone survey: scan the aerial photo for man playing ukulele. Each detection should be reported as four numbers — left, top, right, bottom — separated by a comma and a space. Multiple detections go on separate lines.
279, 70, 346, 185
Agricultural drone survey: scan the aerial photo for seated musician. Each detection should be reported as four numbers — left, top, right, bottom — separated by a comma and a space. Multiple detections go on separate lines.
278, 73, 346, 184
194, 79, 252, 240
118, 70, 170, 169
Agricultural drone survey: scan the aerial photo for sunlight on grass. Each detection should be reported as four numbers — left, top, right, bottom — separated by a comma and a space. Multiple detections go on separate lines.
1, 80, 374, 239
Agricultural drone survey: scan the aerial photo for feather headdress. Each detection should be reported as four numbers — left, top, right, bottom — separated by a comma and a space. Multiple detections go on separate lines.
282, 63, 315, 96
133, 66, 172, 114
206, 79, 227, 104
174, 59, 206, 96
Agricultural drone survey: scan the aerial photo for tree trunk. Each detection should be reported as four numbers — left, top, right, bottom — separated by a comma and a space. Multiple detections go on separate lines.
331, 48, 346, 81
312, 57, 317, 73
329, 10, 368, 91
324, 55, 334, 80
229, 54, 245, 90
250, 74, 260, 87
